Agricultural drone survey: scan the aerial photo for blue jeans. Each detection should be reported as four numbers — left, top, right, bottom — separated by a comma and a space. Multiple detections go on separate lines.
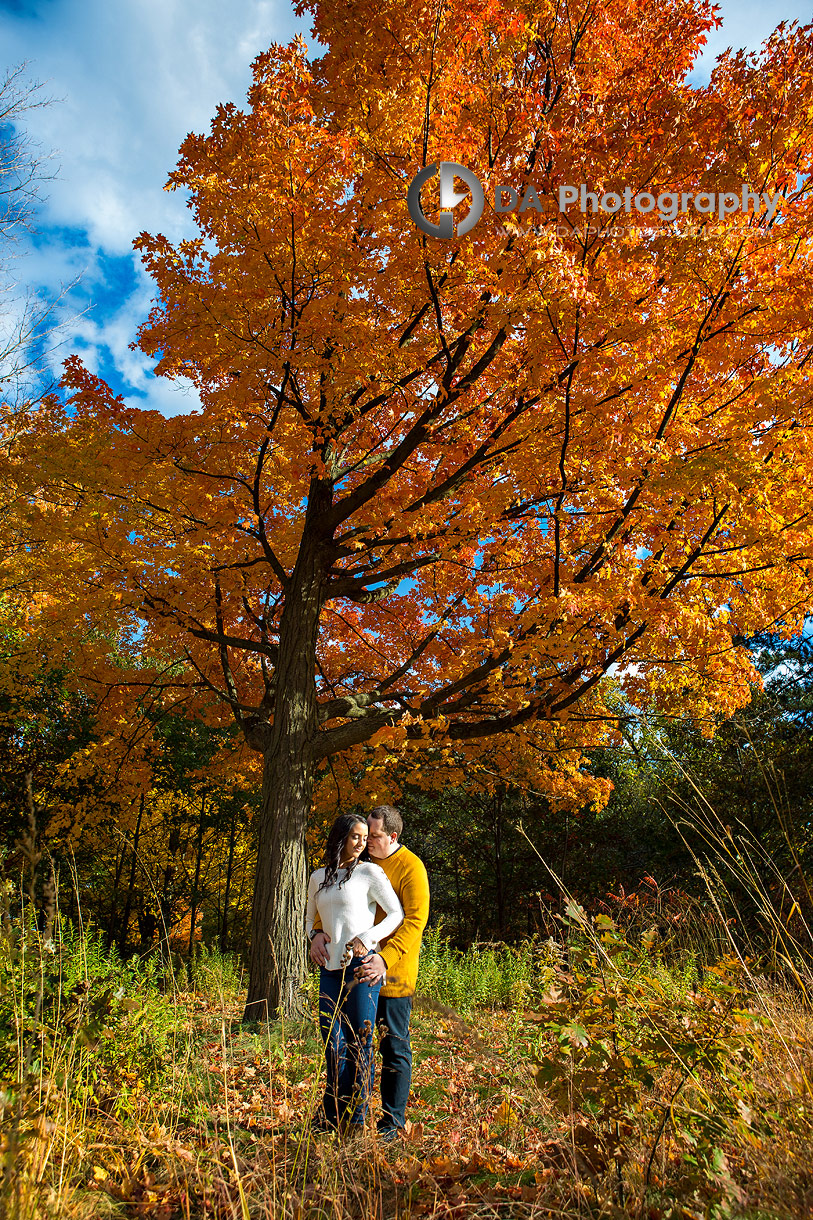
318, 958, 382, 1127
376, 994, 413, 1130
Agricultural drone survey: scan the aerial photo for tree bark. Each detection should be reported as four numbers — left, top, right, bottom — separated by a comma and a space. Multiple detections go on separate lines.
118, 793, 144, 957
242, 522, 326, 1022
220, 807, 237, 952
188, 796, 205, 955
243, 748, 312, 1021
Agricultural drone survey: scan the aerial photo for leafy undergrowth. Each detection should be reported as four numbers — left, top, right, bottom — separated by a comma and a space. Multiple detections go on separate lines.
2, 921, 813, 1219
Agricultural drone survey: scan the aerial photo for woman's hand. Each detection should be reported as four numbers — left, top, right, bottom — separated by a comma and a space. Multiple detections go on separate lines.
340, 936, 370, 966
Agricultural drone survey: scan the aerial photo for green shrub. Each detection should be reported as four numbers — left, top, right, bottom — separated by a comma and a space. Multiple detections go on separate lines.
185, 941, 245, 1001
0, 902, 181, 1114
530, 901, 769, 1214
417, 922, 561, 1014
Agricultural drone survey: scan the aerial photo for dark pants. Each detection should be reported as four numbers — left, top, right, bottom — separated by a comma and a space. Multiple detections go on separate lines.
318, 959, 382, 1127
376, 994, 413, 1131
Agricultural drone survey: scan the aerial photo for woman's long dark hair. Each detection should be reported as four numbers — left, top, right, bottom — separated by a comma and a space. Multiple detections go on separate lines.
317, 815, 367, 892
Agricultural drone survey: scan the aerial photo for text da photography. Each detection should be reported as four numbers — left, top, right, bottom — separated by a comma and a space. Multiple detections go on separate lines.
408, 160, 784, 237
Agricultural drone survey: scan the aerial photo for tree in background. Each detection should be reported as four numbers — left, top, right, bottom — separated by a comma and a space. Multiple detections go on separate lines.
621, 630, 813, 946
396, 632, 813, 952
20, 0, 813, 1017
0, 63, 58, 414
0, 640, 97, 850
0, 65, 93, 873
375, 768, 691, 947
0, 687, 259, 961
1, 64, 61, 637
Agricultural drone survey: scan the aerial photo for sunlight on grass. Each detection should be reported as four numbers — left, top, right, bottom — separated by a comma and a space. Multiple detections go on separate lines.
2, 791, 813, 1218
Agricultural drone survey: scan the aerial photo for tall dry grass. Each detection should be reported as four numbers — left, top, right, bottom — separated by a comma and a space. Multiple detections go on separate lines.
2, 759, 813, 1218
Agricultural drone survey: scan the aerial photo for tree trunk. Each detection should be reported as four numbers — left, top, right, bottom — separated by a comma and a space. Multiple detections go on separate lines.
493, 787, 505, 939
106, 841, 127, 949
243, 748, 311, 1022
242, 523, 327, 1023
188, 796, 206, 955
118, 793, 144, 956
455, 859, 462, 942
220, 807, 237, 952
231, 844, 249, 953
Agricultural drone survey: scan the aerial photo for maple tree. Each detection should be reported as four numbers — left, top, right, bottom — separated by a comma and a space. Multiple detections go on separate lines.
22, 0, 813, 1017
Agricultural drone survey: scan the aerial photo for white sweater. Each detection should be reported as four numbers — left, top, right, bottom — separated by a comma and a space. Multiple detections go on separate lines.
306, 862, 404, 972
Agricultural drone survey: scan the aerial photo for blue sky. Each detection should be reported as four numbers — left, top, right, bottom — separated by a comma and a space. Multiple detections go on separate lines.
1, 0, 810, 416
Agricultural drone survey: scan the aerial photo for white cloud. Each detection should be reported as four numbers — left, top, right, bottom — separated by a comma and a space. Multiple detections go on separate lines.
5, 0, 299, 251
1, 0, 810, 414
1, 0, 301, 413
61, 259, 201, 416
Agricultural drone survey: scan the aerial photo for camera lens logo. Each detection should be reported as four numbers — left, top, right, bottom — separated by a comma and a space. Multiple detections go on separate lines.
407, 161, 485, 238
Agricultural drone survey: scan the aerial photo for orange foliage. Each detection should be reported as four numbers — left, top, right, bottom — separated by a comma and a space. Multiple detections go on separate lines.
13, 1, 813, 1001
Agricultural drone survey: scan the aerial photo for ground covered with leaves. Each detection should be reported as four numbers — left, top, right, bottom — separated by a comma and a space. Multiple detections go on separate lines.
2, 915, 813, 1219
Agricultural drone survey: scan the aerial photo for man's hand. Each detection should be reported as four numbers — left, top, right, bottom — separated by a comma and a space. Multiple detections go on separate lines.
309, 931, 331, 967
354, 952, 387, 985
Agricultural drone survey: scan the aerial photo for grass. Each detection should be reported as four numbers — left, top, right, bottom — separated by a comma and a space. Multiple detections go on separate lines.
416, 922, 555, 1015
3, 783, 813, 1218
2, 902, 813, 1219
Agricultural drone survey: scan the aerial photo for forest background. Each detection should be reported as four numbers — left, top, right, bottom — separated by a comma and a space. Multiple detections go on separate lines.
3, 617, 812, 968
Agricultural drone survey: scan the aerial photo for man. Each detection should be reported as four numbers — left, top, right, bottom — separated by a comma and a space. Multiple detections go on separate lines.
309, 804, 430, 1140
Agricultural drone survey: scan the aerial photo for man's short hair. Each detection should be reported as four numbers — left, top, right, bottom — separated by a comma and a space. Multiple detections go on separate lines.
369, 804, 403, 838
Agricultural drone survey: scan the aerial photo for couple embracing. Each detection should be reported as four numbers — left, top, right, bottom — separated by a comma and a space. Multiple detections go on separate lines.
306, 804, 430, 1140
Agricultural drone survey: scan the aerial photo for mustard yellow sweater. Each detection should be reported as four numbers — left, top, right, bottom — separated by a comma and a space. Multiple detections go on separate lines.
374, 845, 430, 997
311, 844, 430, 997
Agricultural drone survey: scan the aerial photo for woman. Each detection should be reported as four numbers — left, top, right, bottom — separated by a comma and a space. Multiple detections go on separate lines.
306, 814, 403, 1132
